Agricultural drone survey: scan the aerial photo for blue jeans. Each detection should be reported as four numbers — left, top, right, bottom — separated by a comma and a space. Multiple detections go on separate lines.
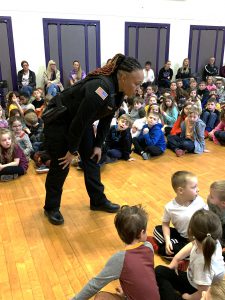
167, 135, 195, 153
46, 83, 59, 97
20, 85, 33, 97
107, 149, 122, 159
201, 111, 218, 132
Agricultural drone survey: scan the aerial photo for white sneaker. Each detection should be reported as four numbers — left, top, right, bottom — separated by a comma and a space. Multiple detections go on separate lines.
141, 152, 150, 160
36, 166, 49, 174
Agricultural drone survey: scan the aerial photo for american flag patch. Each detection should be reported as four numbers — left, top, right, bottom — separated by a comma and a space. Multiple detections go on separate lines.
95, 87, 108, 100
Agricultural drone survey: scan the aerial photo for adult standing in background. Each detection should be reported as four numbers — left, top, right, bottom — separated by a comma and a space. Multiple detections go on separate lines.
202, 57, 219, 81
43, 60, 64, 97
43, 53, 144, 225
157, 61, 173, 89
17, 60, 36, 97
68, 60, 86, 86
142, 61, 155, 89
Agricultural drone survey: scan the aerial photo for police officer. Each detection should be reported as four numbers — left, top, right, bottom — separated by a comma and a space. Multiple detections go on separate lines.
43, 53, 144, 225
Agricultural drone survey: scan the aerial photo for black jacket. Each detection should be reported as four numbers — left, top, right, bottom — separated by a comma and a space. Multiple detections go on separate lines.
48, 75, 124, 154
158, 67, 173, 82
202, 64, 219, 80
104, 125, 132, 160
175, 67, 192, 79
17, 69, 36, 89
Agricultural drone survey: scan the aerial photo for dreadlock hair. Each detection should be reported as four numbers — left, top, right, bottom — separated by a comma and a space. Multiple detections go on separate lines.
188, 209, 222, 271
0, 128, 16, 164
87, 53, 142, 77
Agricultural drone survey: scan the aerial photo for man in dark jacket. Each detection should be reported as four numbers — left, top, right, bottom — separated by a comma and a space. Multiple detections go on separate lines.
202, 57, 219, 81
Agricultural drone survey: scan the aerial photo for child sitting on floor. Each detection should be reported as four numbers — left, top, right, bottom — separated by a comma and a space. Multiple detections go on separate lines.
24, 110, 44, 152
201, 98, 220, 138
209, 108, 225, 145
155, 209, 224, 300
207, 180, 225, 255
0, 128, 28, 181
167, 106, 208, 156
32, 88, 45, 118
9, 116, 33, 161
150, 171, 208, 259
0, 105, 8, 128
100, 114, 134, 164
132, 112, 166, 160
160, 95, 179, 136
129, 97, 145, 122
169, 102, 193, 136
71, 205, 160, 300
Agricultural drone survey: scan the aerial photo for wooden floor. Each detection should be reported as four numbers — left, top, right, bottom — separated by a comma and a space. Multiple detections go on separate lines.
0, 140, 224, 299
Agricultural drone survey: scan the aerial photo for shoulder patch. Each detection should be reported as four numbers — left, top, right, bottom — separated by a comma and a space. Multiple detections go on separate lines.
95, 86, 108, 100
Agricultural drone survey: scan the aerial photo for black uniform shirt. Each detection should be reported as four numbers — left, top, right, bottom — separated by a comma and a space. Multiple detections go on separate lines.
58, 75, 124, 154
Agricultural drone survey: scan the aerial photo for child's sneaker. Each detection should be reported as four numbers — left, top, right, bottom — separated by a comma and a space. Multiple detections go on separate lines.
147, 236, 159, 252
0, 174, 18, 181
36, 165, 49, 174
141, 152, 150, 160
177, 259, 189, 272
175, 149, 185, 157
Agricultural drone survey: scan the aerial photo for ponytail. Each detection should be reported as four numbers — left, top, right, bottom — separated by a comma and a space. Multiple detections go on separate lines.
188, 209, 222, 271
202, 234, 217, 271
87, 53, 142, 77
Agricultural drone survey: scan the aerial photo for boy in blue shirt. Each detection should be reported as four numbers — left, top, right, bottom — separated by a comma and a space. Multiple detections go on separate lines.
132, 112, 166, 160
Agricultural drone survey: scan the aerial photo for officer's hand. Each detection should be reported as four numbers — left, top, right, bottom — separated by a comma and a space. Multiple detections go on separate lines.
58, 151, 75, 169
90, 147, 102, 163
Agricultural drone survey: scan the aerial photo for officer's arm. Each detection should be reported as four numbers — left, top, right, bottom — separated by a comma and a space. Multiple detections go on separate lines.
68, 79, 109, 154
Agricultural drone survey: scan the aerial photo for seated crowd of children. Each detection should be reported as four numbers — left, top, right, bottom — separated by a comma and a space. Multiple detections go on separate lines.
1, 74, 225, 181
1, 71, 225, 299
72, 171, 225, 300
92, 75, 225, 167
0, 87, 51, 181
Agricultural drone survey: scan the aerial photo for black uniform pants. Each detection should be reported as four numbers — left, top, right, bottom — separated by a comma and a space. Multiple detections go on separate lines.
44, 120, 107, 211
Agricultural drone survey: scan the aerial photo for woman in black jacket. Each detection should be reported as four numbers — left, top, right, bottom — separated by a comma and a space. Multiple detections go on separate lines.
17, 60, 36, 97
43, 53, 144, 225
176, 58, 192, 89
